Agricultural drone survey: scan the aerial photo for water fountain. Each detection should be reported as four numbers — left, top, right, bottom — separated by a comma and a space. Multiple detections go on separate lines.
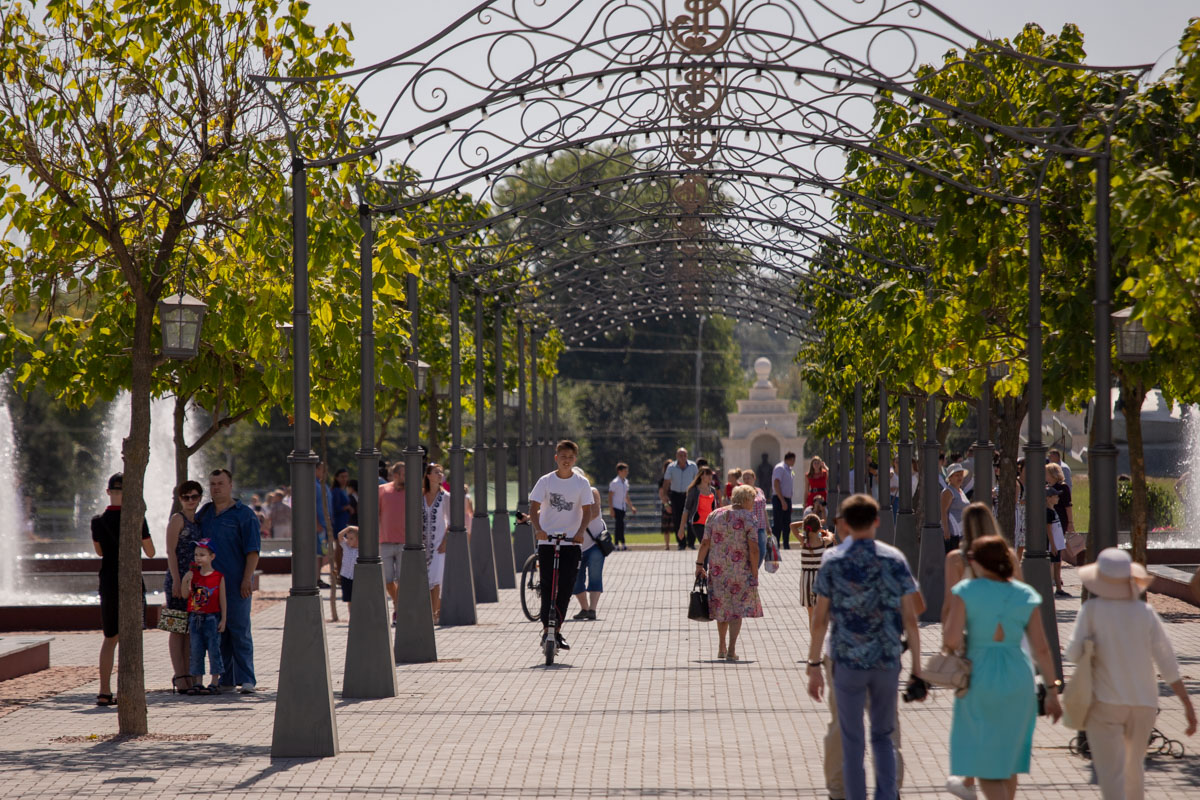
0, 373, 29, 605
1144, 404, 1200, 605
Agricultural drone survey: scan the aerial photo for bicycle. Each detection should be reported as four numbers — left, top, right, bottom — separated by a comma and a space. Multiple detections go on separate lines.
520, 552, 540, 622
538, 532, 569, 666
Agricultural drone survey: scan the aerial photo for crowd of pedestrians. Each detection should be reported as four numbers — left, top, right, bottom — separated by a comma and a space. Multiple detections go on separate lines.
90, 436, 1197, 800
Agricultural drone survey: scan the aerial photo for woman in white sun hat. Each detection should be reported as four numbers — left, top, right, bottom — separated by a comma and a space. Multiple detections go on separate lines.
940, 462, 970, 554
1066, 548, 1196, 800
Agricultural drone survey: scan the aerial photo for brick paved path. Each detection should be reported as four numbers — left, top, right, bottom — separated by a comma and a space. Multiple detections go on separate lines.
1, 551, 1197, 798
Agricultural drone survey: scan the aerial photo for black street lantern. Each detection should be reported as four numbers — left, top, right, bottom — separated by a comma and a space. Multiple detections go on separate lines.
1112, 307, 1150, 362
415, 359, 431, 392
158, 293, 208, 359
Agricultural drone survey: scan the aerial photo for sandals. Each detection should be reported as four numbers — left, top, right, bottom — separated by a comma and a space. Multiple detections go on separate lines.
186, 684, 218, 696
172, 675, 191, 694
95, 693, 116, 706
725, 652, 740, 662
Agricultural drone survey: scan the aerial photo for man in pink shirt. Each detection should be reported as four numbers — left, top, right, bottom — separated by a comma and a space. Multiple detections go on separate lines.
378, 462, 406, 624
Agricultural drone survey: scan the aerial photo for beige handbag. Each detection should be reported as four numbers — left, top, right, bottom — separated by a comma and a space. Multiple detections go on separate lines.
1062, 611, 1095, 729
923, 650, 972, 698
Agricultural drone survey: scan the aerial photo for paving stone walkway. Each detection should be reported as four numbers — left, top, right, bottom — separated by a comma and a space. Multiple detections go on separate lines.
1, 550, 1198, 798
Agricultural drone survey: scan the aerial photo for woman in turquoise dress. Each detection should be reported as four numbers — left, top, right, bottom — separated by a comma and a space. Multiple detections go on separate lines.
943, 536, 1062, 800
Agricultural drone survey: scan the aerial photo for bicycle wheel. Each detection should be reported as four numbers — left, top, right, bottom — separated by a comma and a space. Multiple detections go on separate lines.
520, 553, 540, 621
544, 633, 555, 666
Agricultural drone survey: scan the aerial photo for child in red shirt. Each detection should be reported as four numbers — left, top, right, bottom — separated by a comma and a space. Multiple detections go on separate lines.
182, 538, 226, 695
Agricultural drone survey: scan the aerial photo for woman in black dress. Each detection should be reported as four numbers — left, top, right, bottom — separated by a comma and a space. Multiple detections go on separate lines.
164, 480, 204, 692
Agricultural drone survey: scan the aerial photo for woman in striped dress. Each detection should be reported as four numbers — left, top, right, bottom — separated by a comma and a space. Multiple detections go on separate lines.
797, 513, 833, 625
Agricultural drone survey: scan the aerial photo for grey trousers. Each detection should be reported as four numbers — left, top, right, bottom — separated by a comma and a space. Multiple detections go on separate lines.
823, 657, 905, 800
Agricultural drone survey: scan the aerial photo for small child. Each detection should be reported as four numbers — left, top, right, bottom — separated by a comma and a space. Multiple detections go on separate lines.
338, 526, 359, 615
181, 538, 226, 695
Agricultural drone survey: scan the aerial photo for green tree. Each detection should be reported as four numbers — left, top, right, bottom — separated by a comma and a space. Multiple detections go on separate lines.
0, 0, 411, 733
1110, 18, 1200, 562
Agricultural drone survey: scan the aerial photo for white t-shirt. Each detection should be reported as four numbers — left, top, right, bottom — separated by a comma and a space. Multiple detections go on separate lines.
608, 476, 629, 511
530, 471, 594, 546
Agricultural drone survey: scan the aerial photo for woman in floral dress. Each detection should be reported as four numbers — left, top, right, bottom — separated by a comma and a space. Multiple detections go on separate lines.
694, 484, 763, 661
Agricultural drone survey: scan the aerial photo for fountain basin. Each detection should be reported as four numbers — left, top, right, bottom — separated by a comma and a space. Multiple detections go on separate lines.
19, 553, 293, 575
1148, 564, 1199, 608
0, 602, 162, 632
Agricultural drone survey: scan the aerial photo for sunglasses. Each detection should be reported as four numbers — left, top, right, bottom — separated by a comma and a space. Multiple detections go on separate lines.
180, 493, 202, 501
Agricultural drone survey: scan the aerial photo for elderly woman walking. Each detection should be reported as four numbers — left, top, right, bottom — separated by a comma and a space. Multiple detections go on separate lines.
1066, 548, 1196, 800
694, 484, 762, 661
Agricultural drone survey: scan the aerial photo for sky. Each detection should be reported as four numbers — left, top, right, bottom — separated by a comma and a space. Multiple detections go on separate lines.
309, 0, 1198, 75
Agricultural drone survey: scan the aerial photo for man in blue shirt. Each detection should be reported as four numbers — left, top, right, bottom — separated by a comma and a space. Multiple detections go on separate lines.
771, 452, 797, 548
806, 494, 923, 800
197, 468, 261, 693
663, 448, 698, 550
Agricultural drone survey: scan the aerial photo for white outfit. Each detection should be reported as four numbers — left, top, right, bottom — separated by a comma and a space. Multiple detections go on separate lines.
1066, 598, 1181, 800
529, 471, 593, 545
422, 490, 449, 587
340, 543, 358, 581
608, 476, 629, 511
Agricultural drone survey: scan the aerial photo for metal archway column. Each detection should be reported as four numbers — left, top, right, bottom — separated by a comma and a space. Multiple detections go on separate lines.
272, 159, 338, 758
530, 328, 542, 480
917, 395, 944, 623
343, 203, 397, 699
1090, 142, 1118, 557
440, 276, 477, 626
512, 322, 535, 569
470, 292, 499, 602
1022, 199, 1062, 679
877, 382, 894, 545
542, 379, 553, 472
838, 410, 850, 508
974, 378, 995, 511
492, 308, 517, 585
395, 271, 437, 662
895, 396, 918, 568
853, 382, 865, 494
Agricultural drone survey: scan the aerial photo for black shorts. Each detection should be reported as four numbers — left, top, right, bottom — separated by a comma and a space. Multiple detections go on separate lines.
341, 576, 353, 603
99, 582, 146, 638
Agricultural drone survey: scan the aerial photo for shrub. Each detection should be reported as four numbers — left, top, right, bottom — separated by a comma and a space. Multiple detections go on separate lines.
1117, 480, 1182, 530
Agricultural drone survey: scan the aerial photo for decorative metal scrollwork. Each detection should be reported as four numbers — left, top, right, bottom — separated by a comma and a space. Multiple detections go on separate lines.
669, 0, 735, 56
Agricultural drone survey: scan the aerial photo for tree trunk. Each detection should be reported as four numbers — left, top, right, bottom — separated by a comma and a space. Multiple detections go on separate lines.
1121, 380, 1149, 565
995, 393, 1028, 543
117, 298, 154, 734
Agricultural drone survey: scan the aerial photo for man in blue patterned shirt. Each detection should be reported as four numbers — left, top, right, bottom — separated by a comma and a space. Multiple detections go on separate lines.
807, 493, 922, 800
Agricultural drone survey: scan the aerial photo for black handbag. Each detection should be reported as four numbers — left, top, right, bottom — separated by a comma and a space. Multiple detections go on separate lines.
688, 577, 710, 622
589, 524, 615, 557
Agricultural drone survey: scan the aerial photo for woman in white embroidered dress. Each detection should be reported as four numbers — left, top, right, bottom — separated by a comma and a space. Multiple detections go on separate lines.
422, 463, 450, 623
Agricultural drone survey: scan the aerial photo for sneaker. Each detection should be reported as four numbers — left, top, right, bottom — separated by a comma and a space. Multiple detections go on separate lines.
945, 776, 977, 799
572, 609, 590, 621
238, 683, 256, 694
555, 633, 570, 651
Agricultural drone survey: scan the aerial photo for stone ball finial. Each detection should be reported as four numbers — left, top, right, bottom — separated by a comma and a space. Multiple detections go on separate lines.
754, 357, 772, 384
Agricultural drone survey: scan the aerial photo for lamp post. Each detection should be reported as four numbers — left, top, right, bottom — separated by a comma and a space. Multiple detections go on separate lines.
271, 160, 337, 758
530, 327, 541, 482
440, 275, 477, 626
342, 202, 396, 699
158, 293, 208, 358
470, 291, 499, 603
1112, 308, 1150, 362
491, 308, 517, 587
394, 273, 436, 663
